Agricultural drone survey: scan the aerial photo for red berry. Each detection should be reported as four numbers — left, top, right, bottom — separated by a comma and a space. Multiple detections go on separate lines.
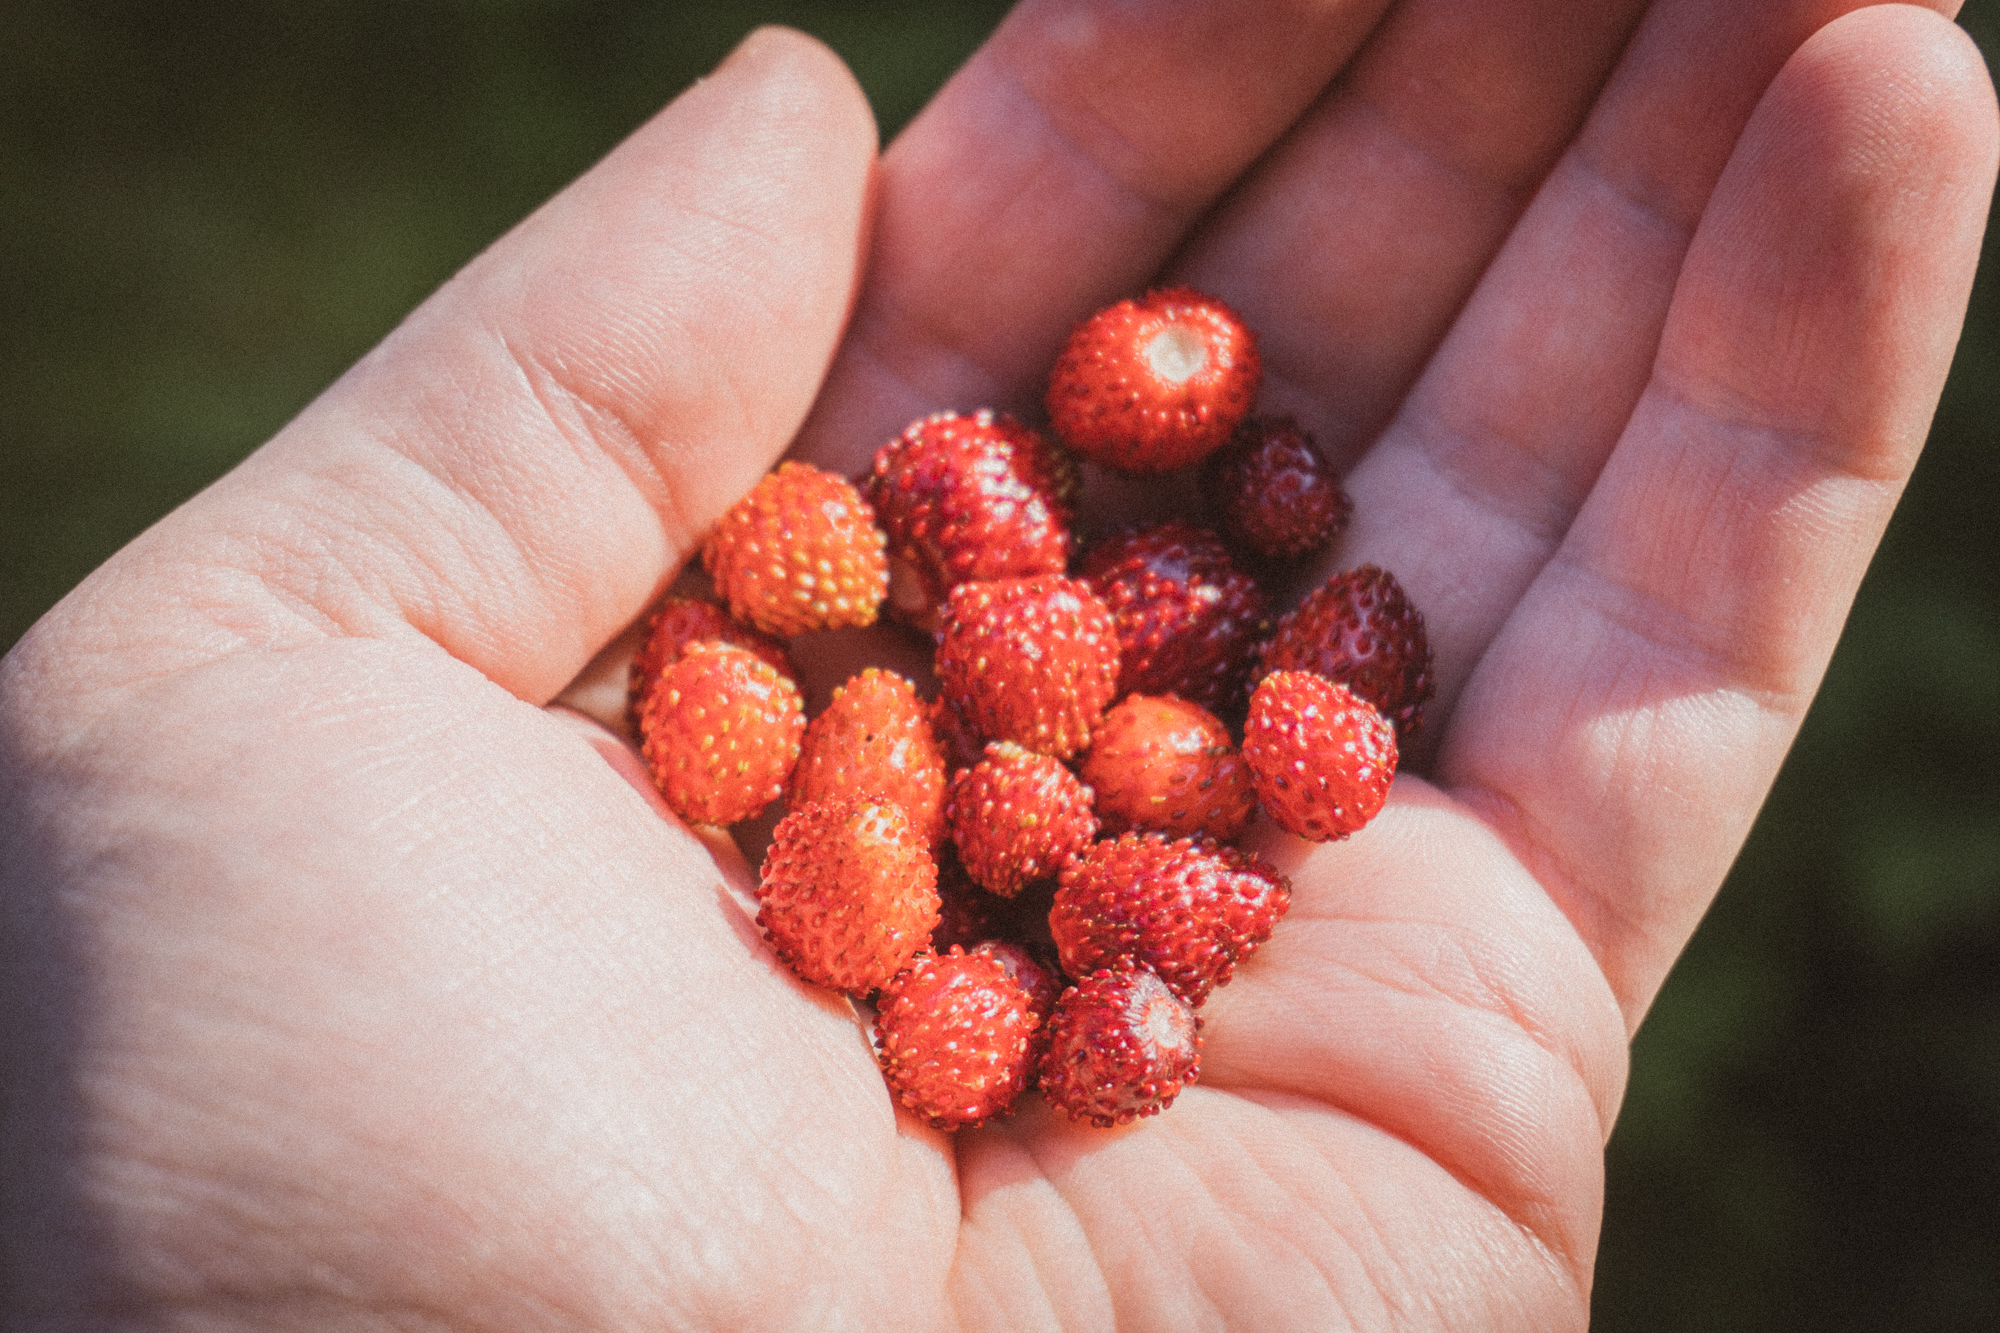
934, 575, 1120, 761
945, 741, 1099, 898
1079, 694, 1256, 842
1242, 672, 1397, 843
1051, 833, 1290, 1007
864, 410, 1079, 629
789, 669, 948, 850
875, 947, 1038, 1130
1038, 965, 1201, 1128
1047, 288, 1261, 473
756, 795, 941, 994
627, 597, 796, 732
702, 461, 889, 636
1079, 521, 1269, 714
638, 642, 804, 826
1205, 416, 1352, 560
1257, 565, 1435, 741
968, 940, 1064, 1030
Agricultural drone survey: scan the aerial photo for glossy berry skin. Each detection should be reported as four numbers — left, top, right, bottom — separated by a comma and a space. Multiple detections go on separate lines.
702, 461, 889, 636
1205, 416, 1353, 560
934, 575, 1120, 761
970, 941, 1063, 1030
756, 795, 941, 995
638, 642, 804, 827
1079, 694, 1256, 842
1038, 965, 1201, 1128
864, 410, 1080, 630
946, 742, 1099, 898
1051, 833, 1290, 1008
789, 669, 948, 850
1047, 288, 1261, 473
1079, 521, 1270, 715
1242, 672, 1397, 843
875, 947, 1038, 1130
1257, 564, 1435, 741
627, 597, 796, 731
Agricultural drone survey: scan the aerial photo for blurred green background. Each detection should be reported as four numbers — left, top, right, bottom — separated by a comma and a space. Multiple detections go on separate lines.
2, 2, 1995, 1325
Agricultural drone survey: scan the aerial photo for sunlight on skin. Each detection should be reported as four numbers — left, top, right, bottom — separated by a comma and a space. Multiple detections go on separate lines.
1, 1, 1993, 1327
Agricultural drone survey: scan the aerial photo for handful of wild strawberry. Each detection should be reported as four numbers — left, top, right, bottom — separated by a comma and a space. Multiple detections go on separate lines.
630, 289, 1434, 1131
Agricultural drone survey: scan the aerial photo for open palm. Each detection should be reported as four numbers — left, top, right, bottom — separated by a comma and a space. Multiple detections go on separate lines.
3, 2, 1994, 1327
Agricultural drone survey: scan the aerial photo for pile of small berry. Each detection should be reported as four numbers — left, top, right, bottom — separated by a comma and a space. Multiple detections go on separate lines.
630, 289, 1433, 1131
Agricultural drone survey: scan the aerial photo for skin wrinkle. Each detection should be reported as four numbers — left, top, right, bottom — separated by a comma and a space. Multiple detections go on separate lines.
483, 324, 694, 592
1199, 1102, 1364, 1321
1242, 1095, 1528, 1332
1223, 950, 1593, 1255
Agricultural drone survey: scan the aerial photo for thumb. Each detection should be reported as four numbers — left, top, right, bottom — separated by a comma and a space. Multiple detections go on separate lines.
44, 27, 877, 706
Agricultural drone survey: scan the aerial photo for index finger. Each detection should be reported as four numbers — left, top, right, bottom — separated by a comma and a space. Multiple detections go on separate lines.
790, 0, 1394, 475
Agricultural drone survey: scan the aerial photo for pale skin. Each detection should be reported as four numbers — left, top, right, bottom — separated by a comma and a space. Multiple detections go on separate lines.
1, 1, 1994, 1327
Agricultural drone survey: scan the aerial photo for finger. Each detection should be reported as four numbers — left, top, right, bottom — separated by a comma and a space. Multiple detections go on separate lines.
1313, 0, 1963, 755
791, 0, 1397, 475
1174, 0, 1650, 467
52, 29, 876, 708
1445, 5, 1999, 1021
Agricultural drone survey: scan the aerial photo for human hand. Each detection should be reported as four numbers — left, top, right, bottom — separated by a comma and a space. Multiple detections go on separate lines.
3, 4, 1993, 1327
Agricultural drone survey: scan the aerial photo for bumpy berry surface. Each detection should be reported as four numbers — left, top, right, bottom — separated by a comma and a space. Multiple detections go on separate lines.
1038, 965, 1201, 1128
934, 575, 1120, 761
1047, 288, 1261, 473
970, 941, 1063, 1029
1051, 833, 1290, 1007
875, 948, 1037, 1130
1242, 672, 1397, 843
638, 642, 804, 827
946, 741, 1099, 898
701, 461, 889, 636
864, 410, 1079, 629
627, 597, 796, 731
789, 669, 948, 849
1257, 565, 1435, 741
1080, 521, 1269, 715
1079, 694, 1256, 842
1205, 416, 1352, 560
756, 795, 940, 994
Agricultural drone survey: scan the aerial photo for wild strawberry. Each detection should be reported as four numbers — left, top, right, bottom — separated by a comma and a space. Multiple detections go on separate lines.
756, 794, 940, 994
1079, 521, 1269, 714
945, 741, 1099, 898
1257, 565, 1435, 741
638, 641, 804, 827
864, 410, 1079, 629
789, 669, 948, 849
875, 947, 1038, 1130
702, 461, 889, 636
1046, 288, 1261, 473
1242, 672, 1397, 843
934, 575, 1120, 761
1038, 965, 1201, 1128
1079, 694, 1256, 842
969, 940, 1063, 1032
1205, 416, 1352, 561
627, 596, 796, 732
1050, 833, 1289, 1008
